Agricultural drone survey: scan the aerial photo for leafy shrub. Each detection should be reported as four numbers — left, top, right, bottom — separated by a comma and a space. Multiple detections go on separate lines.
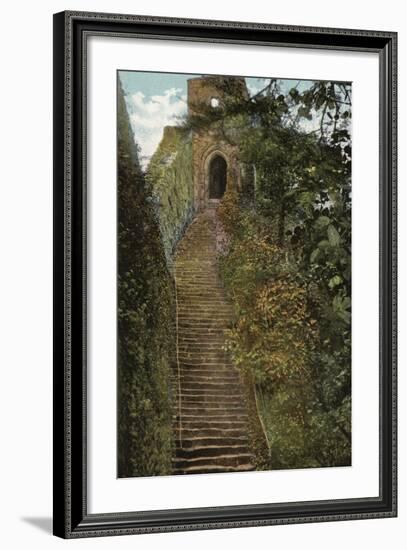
218, 189, 351, 469
217, 186, 240, 235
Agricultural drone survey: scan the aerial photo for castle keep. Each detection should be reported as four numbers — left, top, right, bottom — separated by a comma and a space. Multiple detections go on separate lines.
187, 76, 249, 211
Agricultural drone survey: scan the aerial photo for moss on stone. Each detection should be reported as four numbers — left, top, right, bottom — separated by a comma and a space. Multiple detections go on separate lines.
146, 126, 194, 264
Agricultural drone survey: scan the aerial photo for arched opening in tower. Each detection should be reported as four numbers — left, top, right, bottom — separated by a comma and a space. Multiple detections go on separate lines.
208, 155, 227, 199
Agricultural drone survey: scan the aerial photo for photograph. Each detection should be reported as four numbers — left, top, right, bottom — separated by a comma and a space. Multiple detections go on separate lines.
117, 70, 352, 478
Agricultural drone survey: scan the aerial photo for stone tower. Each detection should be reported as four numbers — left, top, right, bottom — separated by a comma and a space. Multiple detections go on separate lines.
187, 76, 248, 212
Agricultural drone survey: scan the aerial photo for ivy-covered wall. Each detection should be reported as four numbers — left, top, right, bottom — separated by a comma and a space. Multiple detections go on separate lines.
117, 83, 176, 478
146, 126, 194, 264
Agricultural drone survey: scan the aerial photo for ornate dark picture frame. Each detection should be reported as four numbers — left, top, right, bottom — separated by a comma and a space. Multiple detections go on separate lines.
53, 10, 397, 539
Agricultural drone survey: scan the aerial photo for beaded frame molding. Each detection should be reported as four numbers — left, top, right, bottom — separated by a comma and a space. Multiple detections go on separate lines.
53, 10, 397, 539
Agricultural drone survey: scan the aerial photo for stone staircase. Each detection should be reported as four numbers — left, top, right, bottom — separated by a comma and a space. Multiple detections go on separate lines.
173, 208, 254, 475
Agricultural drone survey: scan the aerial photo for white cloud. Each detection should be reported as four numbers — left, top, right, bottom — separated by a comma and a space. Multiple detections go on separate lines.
246, 78, 268, 97
125, 88, 187, 169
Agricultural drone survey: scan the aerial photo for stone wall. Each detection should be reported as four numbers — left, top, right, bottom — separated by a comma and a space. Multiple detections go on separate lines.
146, 126, 194, 264
187, 76, 248, 116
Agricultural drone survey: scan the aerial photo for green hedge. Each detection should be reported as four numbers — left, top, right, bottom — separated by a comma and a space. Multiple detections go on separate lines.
117, 83, 176, 477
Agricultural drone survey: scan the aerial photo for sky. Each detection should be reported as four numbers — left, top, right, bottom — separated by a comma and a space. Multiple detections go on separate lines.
118, 71, 313, 168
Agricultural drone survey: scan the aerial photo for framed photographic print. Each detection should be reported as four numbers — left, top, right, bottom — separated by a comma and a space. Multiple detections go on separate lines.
53, 11, 397, 538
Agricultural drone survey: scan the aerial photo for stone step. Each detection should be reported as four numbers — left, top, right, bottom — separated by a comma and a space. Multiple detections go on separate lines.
173, 454, 253, 470
178, 358, 230, 364
175, 411, 248, 420
178, 332, 226, 338
175, 427, 249, 438
178, 340, 229, 347
178, 349, 231, 356
178, 312, 230, 318
178, 357, 234, 364
172, 464, 255, 475
177, 375, 240, 385
177, 322, 231, 329
177, 310, 232, 317
179, 354, 231, 361
176, 436, 249, 448
179, 376, 240, 386
179, 365, 233, 370
175, 445, 250, 460
177, 290, 225, 295
179, 352, 231, 358
177, 392, 244, 400
177, 351, 232, 358
177, 276, 222, 280
177, 394, 244, 404
177, 317, 231, 323
178, 405, 246, 415
177, 299, 230, 304
179, 420, 248, 430
178, 349, 228, 354
178, 298, 229, 302
175, 371, 240, 380
174, 385, 241, 396
179, 320, 226, 327
178, 311, 231, 317
178, 308, 232, 316
178, 343, 229, 349
178, 302, 228, 308
178, 381, 241, 391
177, 280, 220, 283
176, 275, 221, 281
178, 358, 233, 366
175, 405, 244, 413
176, 393, 243, 402
176, 283, 224, 289
178, 360, 236, 367
178, 356, 234, 362
176, 271, 220, 275
178, 306, 230, 310
177, 326, 229, 332
179, 369, 239, 378
177, 288, 224, 294
178, 334, 227, 340
178, 315, 229, 321
180, 303, 227, 313
178, 343, 228, 349
178, 298, 228, 303
178, 297, 229, 301
178, 366, 236, 374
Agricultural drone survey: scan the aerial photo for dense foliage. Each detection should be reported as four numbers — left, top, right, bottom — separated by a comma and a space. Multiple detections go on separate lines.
213, 79, 352, 469
117, 84, 176, 477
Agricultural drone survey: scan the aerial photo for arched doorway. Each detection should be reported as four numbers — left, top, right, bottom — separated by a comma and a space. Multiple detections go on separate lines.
208, 155, 227, 199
